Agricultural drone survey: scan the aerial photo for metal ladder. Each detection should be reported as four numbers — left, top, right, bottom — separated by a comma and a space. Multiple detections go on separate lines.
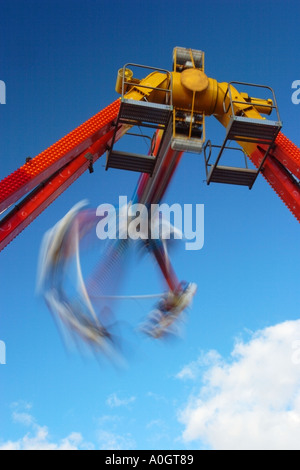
171, 47, 206, 154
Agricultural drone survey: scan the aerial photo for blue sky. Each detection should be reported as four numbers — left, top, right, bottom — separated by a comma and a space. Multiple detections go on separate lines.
0, 0, 300, 450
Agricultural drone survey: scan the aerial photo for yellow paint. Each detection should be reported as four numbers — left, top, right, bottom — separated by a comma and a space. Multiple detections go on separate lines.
116, 56, 276, 157
180, 69, 209, 92
115, 68, 134, 94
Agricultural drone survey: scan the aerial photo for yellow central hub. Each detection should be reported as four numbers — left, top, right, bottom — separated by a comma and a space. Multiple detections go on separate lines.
172, 71, 218, 115
180, 68, 209, 93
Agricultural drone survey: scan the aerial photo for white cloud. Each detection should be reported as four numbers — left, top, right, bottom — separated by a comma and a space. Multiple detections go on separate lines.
12, 411, 36, 427
11, 401, 32, 411
0, 426, 85, 450
0, 406, 90, 450
176, 350, 222, 381
96, 414, 136, 450
106, 393, 136, 408
146, 419, 166, 429
177, 319, 300, 450
97, 430, 136, 450
1, 405, 136, 450
146, 391, 168, 403
145, 419, 171, 446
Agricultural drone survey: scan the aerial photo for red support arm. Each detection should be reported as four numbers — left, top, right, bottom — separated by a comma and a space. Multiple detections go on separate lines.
0, 132, 112, 251
0, 100, 125, 252
0, 99, 121, 214
250, 132, 300, 223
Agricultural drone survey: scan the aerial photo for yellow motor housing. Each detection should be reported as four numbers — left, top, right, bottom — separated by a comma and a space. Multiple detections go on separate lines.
115, 68, 134, 95
172, 70, 218, 115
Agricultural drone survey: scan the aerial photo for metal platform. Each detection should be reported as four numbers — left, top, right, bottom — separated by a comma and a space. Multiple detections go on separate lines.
204, 142, 261, 189
106, 62, 173, 174
106, 102, 172, 173
118, 99, 172, 129
226, 116, 281, 145
171, 136, 204, 153
207, 165, 258, 187
106, 150, 156, 175
205, 117, 281, 188
173, 47, 204, 71
204, 81, 282, 189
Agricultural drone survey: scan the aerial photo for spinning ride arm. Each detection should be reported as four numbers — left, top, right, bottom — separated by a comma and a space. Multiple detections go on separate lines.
2, 48, 300, 346
1, 48, 300, 257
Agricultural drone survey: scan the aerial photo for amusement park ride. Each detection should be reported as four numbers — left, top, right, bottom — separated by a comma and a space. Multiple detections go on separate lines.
1, 47, 300, 354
